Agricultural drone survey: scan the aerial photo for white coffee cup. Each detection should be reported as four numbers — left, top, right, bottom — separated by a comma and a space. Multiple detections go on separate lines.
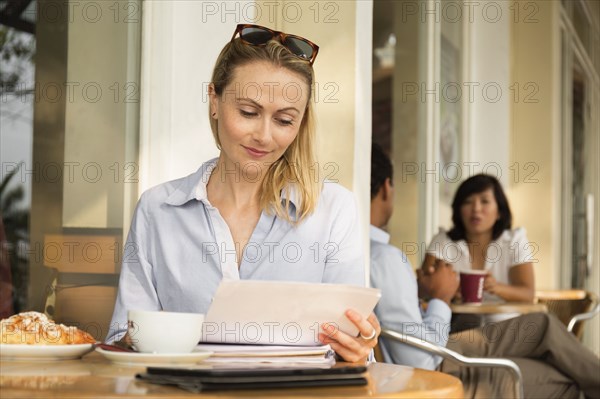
127, 310, 204, 353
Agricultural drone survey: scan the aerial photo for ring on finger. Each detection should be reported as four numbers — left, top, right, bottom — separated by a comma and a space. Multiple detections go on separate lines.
360, 329, 377, 340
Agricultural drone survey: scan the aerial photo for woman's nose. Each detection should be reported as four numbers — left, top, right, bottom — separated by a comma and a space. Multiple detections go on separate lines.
251, 119, 272, 144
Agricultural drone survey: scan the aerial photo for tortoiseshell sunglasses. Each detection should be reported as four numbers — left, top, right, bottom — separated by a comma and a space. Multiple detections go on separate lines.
231, 24, 319, 65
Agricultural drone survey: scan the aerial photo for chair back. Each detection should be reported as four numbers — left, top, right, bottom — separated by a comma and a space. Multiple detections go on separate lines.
535, 290, 598, 338
374, 342, 385, 362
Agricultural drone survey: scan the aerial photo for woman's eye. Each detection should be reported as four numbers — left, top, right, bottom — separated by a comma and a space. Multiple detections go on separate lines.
240, 110, 257, 117
277, 119, 293, 126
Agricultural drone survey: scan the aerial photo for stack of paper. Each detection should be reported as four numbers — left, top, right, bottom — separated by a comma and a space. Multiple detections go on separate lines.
196, 343, 335, 367
196, 280, 380, 368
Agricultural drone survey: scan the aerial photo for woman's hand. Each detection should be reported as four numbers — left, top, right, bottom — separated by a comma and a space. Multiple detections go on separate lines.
485, 263, 535, 302
318, 310, 381, 363
483, 273, 498, 294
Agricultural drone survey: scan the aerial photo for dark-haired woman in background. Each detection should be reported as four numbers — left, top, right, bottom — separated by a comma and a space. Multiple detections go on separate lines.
422, 174, 534, 303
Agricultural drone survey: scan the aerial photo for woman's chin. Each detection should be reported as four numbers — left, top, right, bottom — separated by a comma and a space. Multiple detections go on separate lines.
466, 226, 493, 236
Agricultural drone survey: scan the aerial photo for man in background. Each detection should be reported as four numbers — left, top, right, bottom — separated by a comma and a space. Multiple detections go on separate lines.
369, 143, 457, 369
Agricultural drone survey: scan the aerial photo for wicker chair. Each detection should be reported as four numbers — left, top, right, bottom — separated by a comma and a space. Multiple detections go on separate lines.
535, 290, 599, 339
376, 329, 524, 399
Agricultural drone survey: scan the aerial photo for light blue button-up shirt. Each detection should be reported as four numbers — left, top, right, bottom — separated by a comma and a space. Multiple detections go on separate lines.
106, 159, 365, 342
370, 225, 451, 370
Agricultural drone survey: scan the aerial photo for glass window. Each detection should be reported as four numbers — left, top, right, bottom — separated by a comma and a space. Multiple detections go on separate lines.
439, 14, 463, 231
372, 0, 465, 266
1, 0, 142, 341
372, 0, 422, 267
1, 18, 36, 316
573, 0, 591, 54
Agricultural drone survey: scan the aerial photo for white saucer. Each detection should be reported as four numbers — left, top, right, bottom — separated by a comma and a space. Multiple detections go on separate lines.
0, 344, 94, 361
95, 348, 213, 366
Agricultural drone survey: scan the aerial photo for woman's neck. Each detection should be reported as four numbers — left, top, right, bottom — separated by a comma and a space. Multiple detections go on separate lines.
465, 231, 493, 248
208, 156, 264, 208
465, 231, 493, 269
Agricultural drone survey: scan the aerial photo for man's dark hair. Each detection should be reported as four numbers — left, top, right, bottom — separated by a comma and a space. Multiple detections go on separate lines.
371, 143, 393, 200
448, 174, 512, 241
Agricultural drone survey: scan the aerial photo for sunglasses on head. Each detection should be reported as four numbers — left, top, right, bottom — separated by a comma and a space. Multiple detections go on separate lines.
231, 24, 319, 65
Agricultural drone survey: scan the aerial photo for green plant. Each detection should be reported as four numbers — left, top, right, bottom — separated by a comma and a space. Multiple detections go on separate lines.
0, 25, 35, 90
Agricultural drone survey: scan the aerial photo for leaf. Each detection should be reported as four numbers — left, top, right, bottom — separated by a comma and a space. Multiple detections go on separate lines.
0, 163, 23, 196
1, 186, 25, 214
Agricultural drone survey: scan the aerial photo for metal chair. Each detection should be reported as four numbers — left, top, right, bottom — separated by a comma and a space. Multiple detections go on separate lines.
535, 290, 599, 338
379, 328, 524, 399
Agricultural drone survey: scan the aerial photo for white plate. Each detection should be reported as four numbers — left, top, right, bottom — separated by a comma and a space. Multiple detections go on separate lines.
95, 348, 213, 366
0, 343, 94, 361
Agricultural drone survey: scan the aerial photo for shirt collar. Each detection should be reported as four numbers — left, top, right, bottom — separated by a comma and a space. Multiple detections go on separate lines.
164, 158, 218, 206
498, 229, 512, 242
370, 225, 390, 244
164, 158, 302, 213
280, 183, 302, 210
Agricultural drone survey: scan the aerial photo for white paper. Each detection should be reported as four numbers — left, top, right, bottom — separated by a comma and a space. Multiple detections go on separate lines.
196, 343, 332, 357
202, 360, 336, 369
201, 280, 381, 346
203, 356, 336, 366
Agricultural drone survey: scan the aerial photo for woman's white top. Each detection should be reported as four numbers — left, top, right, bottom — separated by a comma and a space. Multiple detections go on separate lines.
426, 227, 534, 303
106, 158, 364, 342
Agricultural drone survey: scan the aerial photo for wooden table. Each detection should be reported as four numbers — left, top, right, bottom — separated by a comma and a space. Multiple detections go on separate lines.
450, 302, 548, 332
0, 352, 463, 398
451, 302, 548, 315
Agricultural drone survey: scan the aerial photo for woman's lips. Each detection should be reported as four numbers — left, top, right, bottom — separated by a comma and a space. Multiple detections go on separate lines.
243, 146, 270, 158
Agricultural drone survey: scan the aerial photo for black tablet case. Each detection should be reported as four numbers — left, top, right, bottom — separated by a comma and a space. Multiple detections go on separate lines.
136, 365, 368, 392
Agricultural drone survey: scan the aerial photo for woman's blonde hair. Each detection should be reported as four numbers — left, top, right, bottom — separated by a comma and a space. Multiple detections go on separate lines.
209, 38, 320, 224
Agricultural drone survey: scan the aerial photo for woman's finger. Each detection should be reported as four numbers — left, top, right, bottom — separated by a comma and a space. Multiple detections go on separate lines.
319, 333, 371, 363
346, 309, 379, 341
325, 340, 369, 363
320, 322, 363, 353
366, 313, 381, 335
318, 311, 380, 362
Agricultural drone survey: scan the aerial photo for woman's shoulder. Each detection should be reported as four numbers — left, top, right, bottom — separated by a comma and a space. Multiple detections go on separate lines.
430, 228, 453, 244
498, 227, 529, 243
139, 175, 189, 203
138, 162, 213, 207
320, 180, 354, 199
318, 181, 356, 211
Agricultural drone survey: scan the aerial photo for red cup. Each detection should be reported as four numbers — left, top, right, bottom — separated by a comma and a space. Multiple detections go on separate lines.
459, 270, 488, 303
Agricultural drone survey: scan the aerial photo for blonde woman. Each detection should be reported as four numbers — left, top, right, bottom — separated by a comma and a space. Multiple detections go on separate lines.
108, 25, 379, 362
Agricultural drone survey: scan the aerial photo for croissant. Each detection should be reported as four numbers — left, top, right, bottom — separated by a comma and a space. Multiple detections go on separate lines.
1, 311, 96, 345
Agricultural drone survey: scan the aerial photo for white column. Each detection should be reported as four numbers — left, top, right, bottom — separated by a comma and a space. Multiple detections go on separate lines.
354, 0, 374, 285
139, 1, 256, 193
467, 1, 511, 185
